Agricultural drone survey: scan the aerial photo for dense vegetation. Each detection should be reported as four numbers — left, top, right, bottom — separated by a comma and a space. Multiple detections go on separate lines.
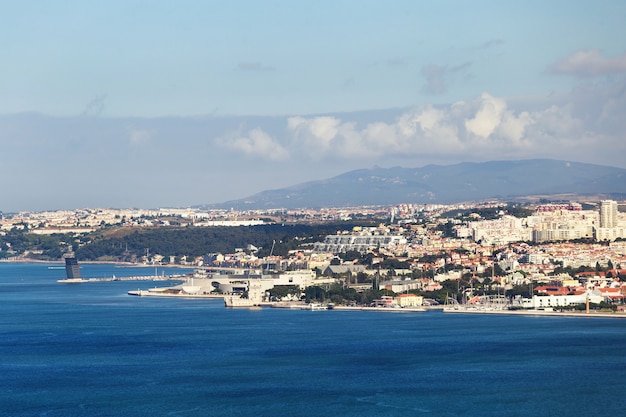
79, 223, 376, 261
303, 284, 392, 305
0, 230, 78, 260
440, 203, 534, 220
0, 222, 375, 262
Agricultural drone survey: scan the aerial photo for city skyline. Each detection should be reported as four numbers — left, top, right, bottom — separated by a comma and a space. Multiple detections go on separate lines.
2, 1, 626, 212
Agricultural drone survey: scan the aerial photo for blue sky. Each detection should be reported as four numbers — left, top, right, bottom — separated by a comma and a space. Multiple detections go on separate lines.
1, 0, 626, 211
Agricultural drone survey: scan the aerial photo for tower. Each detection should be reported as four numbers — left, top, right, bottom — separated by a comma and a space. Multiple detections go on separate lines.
599, 200, 618, 228
64, 257, 81, 279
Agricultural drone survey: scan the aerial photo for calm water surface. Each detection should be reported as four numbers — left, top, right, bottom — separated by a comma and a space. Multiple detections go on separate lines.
1, 263, 626, 416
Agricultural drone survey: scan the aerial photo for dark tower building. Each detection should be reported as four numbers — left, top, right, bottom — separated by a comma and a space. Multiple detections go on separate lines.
65, 257, 81, 279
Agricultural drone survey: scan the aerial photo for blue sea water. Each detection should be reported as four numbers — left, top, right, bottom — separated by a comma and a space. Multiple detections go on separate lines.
1, 263, 626, 416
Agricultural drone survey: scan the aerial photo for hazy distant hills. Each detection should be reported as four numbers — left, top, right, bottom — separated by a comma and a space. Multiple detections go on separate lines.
211, 159, 626, 209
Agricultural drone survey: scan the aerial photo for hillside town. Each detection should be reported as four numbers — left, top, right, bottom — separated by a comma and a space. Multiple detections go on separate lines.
2, 200, 625, 311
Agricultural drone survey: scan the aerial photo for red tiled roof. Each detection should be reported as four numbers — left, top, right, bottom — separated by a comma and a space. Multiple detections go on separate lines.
534, 286, 571, 295
576, 271, 605, 277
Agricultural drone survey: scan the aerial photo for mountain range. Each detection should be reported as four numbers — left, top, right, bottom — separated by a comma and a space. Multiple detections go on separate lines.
210, 159, 626, 209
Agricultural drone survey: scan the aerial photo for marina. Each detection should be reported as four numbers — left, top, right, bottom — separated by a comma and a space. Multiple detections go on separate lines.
57, 275, 183, 283
56, 257, 188, 283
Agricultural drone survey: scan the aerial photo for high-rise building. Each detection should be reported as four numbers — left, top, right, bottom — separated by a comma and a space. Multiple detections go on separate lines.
599, 200, 618, 228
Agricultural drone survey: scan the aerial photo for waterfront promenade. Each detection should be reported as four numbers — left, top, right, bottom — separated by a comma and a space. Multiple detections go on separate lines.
124, 290, 626, 317
443, 307, 626, 318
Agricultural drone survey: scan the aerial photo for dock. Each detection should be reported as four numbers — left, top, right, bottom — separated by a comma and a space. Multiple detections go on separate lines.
57, 275, 186, 283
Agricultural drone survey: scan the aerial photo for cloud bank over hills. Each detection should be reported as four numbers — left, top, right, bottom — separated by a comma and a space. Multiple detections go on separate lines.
1, 49, 626, 212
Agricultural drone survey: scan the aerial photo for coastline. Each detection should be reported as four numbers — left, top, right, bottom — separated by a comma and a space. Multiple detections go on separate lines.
0, 258, 193, 268
265, 302, 427, 312
442, 308, 626, 319
121, 291, 626, 317
333, 305, 427, 312
128, 289, 224, 298
7, 259, 623, 318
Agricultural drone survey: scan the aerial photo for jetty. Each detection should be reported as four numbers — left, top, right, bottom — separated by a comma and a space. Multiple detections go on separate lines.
56, 257, 186, 283
59, 275, 181, 284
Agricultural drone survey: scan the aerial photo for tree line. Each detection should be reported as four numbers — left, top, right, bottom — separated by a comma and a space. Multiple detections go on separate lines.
0, 222, 374, 261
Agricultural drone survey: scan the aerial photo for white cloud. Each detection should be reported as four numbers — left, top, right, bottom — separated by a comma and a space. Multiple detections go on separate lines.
287, 116, 340, 151
286, 104, 464, 158
362, 122, 399, 153
528, 104, 581, 137
225, 128, 288, 160
35, 82, 623, 182
550, 49, 626, 77
288, 116, 376, 158
496, 110, 532, 143
464, 93, 507, 138
462, 93, 533, 143
397, 106, 443, 134
280, 86, 622, 163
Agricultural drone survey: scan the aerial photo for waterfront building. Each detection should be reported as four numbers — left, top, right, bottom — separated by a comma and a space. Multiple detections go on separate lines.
394, 293, 424, 307
381, 279, 423, 293
224, 279, 266, 307
271, 270, 316, 288
64, 257, 81, 279
517, 293, 604, 309
371, 295, 395, 307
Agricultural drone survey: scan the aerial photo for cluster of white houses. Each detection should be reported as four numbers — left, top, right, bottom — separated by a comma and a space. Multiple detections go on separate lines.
457, 200, 625, 244
309, 203, 625, 270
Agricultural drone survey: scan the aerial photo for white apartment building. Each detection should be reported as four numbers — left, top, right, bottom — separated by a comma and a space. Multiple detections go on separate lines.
469, 216, 531, 244
529, 209, 597, 243
532, 224, 594, 243
600, 200, 618, 228
518, 292, 604, 309
595, 200, 625, 241
314, 228, 407, 254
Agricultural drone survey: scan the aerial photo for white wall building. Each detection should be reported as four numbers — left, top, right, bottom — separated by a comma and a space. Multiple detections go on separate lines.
518, 293, 603, 309
314, 229, 407, 254
600, 200, 618, 228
